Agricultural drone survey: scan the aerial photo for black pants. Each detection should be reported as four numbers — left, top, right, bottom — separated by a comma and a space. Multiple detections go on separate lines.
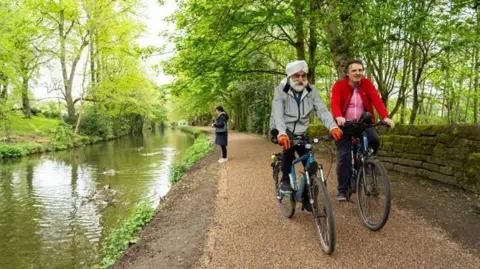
221, 145, 227, 158
282, 145, 308, 182
336, 127, 380, 193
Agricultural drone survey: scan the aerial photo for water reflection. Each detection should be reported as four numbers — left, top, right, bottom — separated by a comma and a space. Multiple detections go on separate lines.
0, 129, 194, 268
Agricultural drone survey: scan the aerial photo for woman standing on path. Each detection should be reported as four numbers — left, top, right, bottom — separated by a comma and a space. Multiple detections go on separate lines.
212, 106, 229, 163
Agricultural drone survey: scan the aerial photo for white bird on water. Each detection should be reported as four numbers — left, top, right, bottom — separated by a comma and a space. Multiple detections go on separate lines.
102, 168, 116, 176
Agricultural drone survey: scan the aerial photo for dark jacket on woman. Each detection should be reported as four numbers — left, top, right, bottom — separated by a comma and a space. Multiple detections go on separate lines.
213, 112, 229, 146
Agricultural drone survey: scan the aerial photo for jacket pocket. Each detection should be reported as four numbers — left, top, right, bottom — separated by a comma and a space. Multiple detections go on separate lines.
285, 97, 297, 117
302, 97, 314, 116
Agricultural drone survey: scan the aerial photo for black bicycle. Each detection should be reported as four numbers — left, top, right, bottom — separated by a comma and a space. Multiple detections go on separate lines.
342, 112, 391, 231
270, 132, 335, 254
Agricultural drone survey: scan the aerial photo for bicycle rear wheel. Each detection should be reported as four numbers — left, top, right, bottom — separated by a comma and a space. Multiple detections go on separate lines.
273, 163, 295, 218
356, 158, 391, 231
310, 173, 335, 254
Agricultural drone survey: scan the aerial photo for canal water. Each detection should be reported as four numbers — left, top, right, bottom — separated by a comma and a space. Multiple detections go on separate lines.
0, 128, 194, 268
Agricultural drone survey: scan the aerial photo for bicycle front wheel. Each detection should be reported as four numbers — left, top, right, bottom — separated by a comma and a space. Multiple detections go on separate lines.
356, 158, 391, 231
310, 173, 335, 254
273, 163, 295, 218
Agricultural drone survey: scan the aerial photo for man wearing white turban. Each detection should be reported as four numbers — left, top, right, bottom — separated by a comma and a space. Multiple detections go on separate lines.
270, 60, 343, 199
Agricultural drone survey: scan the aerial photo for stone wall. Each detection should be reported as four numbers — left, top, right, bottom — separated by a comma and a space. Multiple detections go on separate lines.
308, 124, 480, 192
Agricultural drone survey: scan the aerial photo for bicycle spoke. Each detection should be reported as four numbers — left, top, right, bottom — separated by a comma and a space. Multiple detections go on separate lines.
311, 174, 335, 254
357, 159, 391, 231
273, 163, 295, 218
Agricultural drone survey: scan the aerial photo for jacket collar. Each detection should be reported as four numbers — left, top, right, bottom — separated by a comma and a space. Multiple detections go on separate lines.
282, 83, 312, 101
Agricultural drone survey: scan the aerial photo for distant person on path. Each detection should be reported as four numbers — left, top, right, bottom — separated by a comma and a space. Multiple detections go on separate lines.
212, 106, 229, 163
330, 59, 395, 201
271, 60, 343, 195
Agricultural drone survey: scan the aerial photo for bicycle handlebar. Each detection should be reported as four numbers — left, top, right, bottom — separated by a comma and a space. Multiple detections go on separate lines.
340, 120, 389, 137
343, 120, 388, 127
290, 135, 333, 147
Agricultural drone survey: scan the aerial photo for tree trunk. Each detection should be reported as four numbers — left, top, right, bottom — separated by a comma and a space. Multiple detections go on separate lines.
89, 33, 96, 85
409, 42, 419, 124
465, 48, 475, 122
294, 0, 306, 60
58, 9, 88, 120
474, 5, 479, 124
324, 0, 354, 78
0, 73, 7, 101
454, 96, 461, 124
308, 0, 320, 84
95, 32, 101, 83
389, 67, 408, 118
21, 75, 31, 118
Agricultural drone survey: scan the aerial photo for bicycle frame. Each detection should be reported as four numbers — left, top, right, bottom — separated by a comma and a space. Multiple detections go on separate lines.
351, 132, 369, 167
289, 149, 320, 202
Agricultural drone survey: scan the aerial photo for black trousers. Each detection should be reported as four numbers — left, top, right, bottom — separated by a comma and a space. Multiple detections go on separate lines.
335, 127, 380, 193
281, 145, 308, 182
220, 145, 227, 158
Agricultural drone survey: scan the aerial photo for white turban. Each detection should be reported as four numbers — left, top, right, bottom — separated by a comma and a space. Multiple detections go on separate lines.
286, 60, 308, 77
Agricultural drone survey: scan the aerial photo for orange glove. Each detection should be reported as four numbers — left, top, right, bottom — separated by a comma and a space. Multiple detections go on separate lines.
329, 128, 343, 142
278, 134, 290, 150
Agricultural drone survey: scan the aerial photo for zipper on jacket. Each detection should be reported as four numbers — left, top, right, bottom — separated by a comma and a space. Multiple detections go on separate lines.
292, 90, 311, 135
292, 100, 301, 134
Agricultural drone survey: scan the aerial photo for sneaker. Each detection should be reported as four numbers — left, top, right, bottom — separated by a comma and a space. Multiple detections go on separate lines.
218, 158, 228, 163
279, 180, 292, 194
336, 192, 348, 202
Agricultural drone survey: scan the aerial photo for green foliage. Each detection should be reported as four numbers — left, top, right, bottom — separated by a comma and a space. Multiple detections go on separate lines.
79, 112, 112, 138
307, 124, 329, 138
49, 123, 74, 143
0, 143, 44, 158
169, 131, 213, 184
99, 201, 155, 268
169, 162, 187, 184
176, 126, 202, 137
38, 102, 62, 119
164, 0, 480, 126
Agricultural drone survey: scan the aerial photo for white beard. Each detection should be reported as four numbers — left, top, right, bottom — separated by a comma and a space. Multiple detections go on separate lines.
289, 78, 308, 92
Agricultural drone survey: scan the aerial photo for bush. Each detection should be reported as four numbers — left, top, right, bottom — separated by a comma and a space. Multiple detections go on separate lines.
169, 132, 213, 184
0, 143, 44, 158
49, 123, 74, 143
100, 201, 155, 268
80, 112, 112, 138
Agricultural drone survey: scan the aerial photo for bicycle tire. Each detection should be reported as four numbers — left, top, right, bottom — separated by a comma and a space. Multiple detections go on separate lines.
356, 158, 391, 231
273, 162, 295, 218
310, 173, 335, 254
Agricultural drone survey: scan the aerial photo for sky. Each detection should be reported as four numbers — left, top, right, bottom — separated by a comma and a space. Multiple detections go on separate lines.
33, 0, 177, 100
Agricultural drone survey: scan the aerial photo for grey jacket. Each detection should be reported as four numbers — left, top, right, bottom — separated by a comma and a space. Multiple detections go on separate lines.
271, 79, 337, 137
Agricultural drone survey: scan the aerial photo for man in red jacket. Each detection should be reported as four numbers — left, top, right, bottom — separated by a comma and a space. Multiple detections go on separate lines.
331, 59, 395, 201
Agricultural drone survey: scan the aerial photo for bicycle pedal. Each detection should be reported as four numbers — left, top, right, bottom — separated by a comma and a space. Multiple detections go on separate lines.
278, 190, 292, 197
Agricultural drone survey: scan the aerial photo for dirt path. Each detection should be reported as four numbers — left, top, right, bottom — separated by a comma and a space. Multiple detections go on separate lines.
197, 130, 479, 269
111, 129, 479, 269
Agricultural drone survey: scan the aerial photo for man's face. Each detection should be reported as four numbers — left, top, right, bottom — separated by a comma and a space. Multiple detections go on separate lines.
291, 71, 307, 85
347, 63, 364, 84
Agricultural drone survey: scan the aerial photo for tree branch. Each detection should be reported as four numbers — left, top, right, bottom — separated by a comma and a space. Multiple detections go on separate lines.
277, 25, 295, 46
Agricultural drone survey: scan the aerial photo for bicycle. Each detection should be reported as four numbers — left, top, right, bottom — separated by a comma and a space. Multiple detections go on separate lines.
341, 112, 391, 231
270, 133, 335, 254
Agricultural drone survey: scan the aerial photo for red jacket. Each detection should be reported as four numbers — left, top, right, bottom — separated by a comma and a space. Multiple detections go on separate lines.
331, 77, 389, 123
